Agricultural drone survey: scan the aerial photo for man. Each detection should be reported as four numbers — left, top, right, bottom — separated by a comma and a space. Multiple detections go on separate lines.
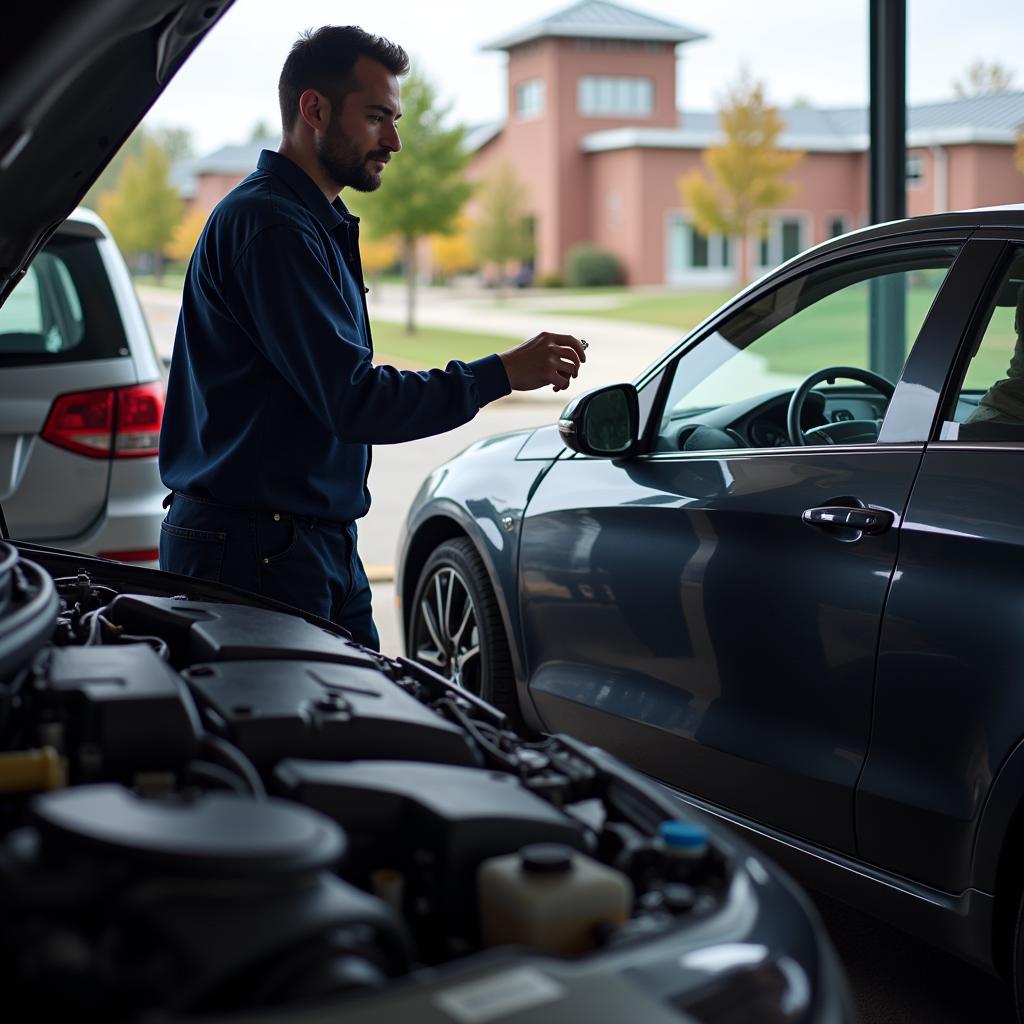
965, 285, 1024, 427
159, 26, 585, 650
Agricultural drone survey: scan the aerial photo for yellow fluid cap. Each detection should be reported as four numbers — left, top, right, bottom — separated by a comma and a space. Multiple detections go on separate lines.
0, 746, 66, 793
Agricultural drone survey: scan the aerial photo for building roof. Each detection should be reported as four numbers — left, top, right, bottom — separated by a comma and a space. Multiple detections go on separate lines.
581, 90, 1024, 154
171, 137, 278, 200
186, 137, 278, 175
482, 0, 706, 51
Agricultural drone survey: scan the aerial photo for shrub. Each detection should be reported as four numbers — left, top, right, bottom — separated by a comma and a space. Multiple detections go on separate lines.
565, 245, 623, 287
538, 271, 564, 288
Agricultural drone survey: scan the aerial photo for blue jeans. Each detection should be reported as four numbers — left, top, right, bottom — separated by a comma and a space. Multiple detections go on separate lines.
158, 492, 379, 650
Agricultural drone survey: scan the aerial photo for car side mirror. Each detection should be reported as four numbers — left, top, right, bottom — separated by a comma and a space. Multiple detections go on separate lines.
558, 383, 640, 457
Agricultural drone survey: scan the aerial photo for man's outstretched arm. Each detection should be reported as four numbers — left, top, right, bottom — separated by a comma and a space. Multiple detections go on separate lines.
228, 225, 586, 444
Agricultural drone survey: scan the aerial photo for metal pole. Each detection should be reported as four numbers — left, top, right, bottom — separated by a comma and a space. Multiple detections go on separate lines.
869, 0, 907, 381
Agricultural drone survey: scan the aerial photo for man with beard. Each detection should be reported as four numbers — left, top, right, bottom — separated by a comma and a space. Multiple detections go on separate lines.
159, 26, 586, 649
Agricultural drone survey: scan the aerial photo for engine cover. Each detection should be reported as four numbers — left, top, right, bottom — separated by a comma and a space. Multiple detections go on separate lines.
106, 595, 379, 667
184, 660, 478, 770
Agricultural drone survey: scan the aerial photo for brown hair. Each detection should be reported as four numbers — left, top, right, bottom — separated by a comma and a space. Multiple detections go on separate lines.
278, 26, 409, 132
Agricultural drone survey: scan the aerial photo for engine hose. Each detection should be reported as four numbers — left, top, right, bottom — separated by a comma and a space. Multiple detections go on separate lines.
196, 734, 265, 800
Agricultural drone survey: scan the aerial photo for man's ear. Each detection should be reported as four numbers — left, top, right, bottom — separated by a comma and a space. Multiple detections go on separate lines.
297, 89, 331, 132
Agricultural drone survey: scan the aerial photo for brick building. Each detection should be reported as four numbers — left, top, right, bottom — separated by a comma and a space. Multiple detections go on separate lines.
178, 0, 1024, 286
469, 0, 1024, 285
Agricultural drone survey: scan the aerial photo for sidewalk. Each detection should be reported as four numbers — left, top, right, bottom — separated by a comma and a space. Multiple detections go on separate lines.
137, 282, 683, 405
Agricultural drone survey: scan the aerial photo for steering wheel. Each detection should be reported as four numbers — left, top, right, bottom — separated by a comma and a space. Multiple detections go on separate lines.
786, 365, 895, 446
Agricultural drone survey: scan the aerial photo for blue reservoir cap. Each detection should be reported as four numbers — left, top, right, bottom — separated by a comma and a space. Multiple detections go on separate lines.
660, 820, 708, 850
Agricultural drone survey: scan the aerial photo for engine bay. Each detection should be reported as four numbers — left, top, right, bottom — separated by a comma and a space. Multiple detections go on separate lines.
0, 545, 737, 1020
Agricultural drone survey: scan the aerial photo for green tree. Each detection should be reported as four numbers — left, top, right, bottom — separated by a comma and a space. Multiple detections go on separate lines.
153, 126, 194, 162
680, 69, 802, 286
346, 70, 473, 332
953, 59, 1015, 97
249, 118, 276, 143
98, 141, 184, 281
83, 125, 191, 210
472, 163, 534, 296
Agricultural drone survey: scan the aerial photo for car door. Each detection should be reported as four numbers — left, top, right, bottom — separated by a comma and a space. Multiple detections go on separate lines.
858, 235, 1021, 892
519, 233, 985, 855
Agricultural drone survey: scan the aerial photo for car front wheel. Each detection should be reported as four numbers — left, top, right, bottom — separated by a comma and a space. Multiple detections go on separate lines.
408, 537, 520, 726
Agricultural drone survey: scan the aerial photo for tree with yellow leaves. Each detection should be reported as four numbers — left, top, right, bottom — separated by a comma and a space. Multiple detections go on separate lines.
1016, 131, 1024, 180
164, 208, 209, 265
681, 69, 802, 286
360, 236, 399, 294
98, 141, 184, 282
430, 215, 477, 282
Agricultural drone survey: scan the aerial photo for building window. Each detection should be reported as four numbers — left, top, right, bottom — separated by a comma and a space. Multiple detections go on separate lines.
515, 79, 545, 120
757, 216, 807, 269
781, 220, 802, 262
667, 216, 733, 284
578, 76, 653, 117
828, 215, 849, 238
906, 153, 925, 188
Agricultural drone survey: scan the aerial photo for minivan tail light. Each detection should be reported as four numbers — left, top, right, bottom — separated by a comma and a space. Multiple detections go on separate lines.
40, 390, 115, 457
41, 382, 164, 459
115, 382, 164, 457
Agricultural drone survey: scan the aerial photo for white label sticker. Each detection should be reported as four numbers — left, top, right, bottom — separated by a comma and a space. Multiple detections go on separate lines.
434, 967, 566, 1024
939, 420, 961, 441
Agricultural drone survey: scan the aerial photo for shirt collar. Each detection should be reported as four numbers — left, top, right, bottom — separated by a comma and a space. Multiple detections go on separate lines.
256, 150, 358, 232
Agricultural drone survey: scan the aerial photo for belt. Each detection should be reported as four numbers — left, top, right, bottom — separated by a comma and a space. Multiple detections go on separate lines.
162, 490, 352, 531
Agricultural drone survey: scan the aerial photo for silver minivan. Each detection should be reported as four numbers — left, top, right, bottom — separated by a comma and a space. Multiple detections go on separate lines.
0, 207, 165, 562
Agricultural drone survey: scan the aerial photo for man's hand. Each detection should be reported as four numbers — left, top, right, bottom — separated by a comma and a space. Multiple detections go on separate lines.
499, 332, 587, 393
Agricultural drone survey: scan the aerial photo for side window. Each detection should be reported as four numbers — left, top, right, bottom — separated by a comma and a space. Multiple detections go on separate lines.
0, 251, 86, 355
654, 245, 959, 452
941, 249, 1024, 443
0, 233, 125, 366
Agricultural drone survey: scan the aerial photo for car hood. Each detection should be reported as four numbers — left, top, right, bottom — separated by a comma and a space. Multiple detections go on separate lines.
452, 423, 565, 462
0, 0, 234, 305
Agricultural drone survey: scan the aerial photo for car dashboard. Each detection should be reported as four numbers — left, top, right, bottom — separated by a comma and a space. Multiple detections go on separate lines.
659, 386, 889, 452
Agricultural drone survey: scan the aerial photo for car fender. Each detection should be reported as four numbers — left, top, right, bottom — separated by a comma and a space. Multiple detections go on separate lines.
397, 442, 558, 730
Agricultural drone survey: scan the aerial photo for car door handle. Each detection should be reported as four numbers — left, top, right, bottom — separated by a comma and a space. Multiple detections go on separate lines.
801, 505, 894, 535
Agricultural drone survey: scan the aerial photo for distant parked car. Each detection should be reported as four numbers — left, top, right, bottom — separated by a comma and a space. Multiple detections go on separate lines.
398, 205, 1024, 1012
0, 208, 165, 562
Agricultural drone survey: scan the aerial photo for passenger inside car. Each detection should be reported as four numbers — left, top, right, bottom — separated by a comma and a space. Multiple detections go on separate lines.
966, 284, 1024, 427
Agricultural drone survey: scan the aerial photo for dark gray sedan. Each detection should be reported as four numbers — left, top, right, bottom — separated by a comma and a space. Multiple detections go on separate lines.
398, 205, 1024, 1011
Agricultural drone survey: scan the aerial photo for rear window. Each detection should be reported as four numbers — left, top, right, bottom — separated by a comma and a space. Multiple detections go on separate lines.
0, 234, 128, 367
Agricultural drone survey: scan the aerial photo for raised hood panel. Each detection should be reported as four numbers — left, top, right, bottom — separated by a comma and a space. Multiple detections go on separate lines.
0, 0, 234, 303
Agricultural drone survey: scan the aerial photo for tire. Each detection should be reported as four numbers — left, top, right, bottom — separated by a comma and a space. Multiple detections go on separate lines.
407, 538, 521, 727
1012, 893, 1024, 1020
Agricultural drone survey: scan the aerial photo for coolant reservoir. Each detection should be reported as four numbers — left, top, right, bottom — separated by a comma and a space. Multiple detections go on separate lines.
478, 843, 633, 955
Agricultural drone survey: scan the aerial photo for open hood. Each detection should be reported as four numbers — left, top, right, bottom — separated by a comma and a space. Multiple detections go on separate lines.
0, 0, 234, 305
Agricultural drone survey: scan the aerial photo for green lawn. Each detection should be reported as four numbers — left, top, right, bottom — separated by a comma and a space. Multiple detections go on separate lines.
754, 284, 1017, 381
561, 282, 1017, 384
134, 263, 189, 290
371, 321, 512, 368
557, 290, 734, 330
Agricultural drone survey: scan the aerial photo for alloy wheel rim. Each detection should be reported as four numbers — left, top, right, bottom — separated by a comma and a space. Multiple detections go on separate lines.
413, 566, 481, 693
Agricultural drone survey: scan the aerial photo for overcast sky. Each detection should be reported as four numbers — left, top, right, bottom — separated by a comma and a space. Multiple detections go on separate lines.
145, 0, 1024, 154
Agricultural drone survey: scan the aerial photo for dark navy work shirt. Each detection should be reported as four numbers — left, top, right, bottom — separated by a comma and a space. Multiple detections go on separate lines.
160, 150, 510, 521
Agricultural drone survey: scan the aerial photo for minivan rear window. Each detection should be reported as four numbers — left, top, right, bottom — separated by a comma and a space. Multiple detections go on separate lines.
0, 234, 128, 367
